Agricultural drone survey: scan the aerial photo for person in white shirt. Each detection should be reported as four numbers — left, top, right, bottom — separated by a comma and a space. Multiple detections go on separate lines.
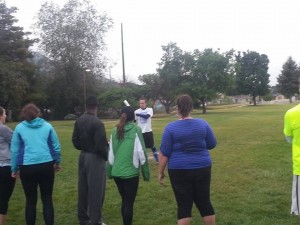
134, 98, 159, 163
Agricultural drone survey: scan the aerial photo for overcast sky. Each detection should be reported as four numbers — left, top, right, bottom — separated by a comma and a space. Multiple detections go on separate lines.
8, 0, 300, 85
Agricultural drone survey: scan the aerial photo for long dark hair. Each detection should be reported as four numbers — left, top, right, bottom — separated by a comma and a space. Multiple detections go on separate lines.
116, 113, 127, 140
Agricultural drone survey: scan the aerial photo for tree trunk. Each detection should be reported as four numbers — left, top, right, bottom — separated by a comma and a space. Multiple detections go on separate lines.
165, 104, 170, 114
200, 98, 206, 114
160, 99, 172, 114
252, 96, 257, 106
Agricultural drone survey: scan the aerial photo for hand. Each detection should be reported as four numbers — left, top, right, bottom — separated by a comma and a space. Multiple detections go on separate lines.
11, 172, 19, 178
158, 172, 165, 186
54, 164, 62, 172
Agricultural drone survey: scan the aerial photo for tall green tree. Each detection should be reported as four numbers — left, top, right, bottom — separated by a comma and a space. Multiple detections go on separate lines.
236, 51, 270, 105
181, 48, 234, 113
35, 0, 112, 118
156, 42, 184, 113
0, 1, 36, 117
277, 56, 300, 103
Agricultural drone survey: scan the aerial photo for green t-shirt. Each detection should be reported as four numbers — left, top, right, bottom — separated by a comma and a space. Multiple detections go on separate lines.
284, 104, 300, 175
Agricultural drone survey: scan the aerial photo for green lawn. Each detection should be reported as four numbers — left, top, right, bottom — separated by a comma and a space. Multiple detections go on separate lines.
5, 104, 300, 225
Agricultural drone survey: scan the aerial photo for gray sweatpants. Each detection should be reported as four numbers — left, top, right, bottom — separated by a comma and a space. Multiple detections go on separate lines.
78, 152, 106, 225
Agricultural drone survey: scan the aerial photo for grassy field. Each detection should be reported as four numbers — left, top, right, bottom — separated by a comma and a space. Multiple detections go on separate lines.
5, 104, 300, 225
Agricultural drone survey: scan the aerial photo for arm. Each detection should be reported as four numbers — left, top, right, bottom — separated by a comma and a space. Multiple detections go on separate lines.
205, 123, 217, 150
50, 127, 61, 165
107, 135, 113, 179
158, 125, 172, 185
94, 122, 109, 160
108, 134, 114, 165
158, 152, 168, 186
1, 125, 13, 144
136, 108, 153, 119
284, 112, 293, 144
135, 128, 150, 181
72, 122, 81, 150
285, 136, 293, 144
10, 129, 20, 175
138, 114, 150, 119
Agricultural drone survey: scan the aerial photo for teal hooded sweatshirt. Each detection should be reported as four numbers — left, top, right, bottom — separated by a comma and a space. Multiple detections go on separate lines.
11, 117, 61, 173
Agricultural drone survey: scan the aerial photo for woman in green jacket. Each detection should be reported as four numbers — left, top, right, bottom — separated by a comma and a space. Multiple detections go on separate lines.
107, 106, 150, 225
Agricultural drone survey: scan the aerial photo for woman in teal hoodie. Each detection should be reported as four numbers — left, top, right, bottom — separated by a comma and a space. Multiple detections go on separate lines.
107, 106, 150, 225
10, 103, 61, 225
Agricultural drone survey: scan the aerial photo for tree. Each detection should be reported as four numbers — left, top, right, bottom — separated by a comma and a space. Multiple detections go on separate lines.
98, 85, 140, 116
277, 57, 300, 103
35, 0, 112, 118
236, 51, 270, 105
0, 1, 37, 118
180, 48, 234, 113
156, 42, 184, 113
138, 73, 161, 108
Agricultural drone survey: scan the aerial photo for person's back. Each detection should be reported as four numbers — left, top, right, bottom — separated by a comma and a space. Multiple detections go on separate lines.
72, 96, 108, 225
284, 104, 300, 174
110, 122, 148, 179
72, 113, 107, 159
159, 94, 216, 225
107, 106, 149, 225
162, 118, 216, 170
284, 103, 300, 216
10, 103, 61, 225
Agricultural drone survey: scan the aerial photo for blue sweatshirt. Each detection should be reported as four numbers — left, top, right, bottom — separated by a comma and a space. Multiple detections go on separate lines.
11, 117, 61, 173
160, 118, 217, 169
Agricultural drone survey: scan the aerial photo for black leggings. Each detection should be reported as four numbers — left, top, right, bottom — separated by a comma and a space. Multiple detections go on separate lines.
168, 167, 215, 219
19, 161, 55, 225
0, 166, 15, 214
114, 176, 139, 225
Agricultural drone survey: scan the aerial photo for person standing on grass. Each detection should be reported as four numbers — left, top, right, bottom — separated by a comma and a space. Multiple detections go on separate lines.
134, 97, 159, 163
72, 96, 108, 225
10, 103, 61, 225
0, 107, 15, 225
284, 103, 300, 215
107, 106, 150, 225
158, 94, 217, 225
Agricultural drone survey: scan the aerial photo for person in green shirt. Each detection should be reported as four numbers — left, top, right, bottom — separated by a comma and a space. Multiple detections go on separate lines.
107, 106, 150, 225
284, 103, 300, 215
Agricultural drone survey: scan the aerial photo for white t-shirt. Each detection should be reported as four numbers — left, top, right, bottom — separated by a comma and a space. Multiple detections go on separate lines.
134, 108, 153, 133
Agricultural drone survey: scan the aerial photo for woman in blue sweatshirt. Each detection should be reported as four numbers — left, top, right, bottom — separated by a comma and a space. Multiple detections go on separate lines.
158, 95, 217, 225
11, 103, 61, 225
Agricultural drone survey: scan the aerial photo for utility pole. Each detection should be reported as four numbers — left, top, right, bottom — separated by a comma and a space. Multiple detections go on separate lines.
121, 23, 126, 84
83, 69, 91, 111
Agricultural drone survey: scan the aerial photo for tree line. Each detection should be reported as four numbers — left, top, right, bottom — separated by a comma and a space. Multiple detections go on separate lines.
0, 0, 298, 120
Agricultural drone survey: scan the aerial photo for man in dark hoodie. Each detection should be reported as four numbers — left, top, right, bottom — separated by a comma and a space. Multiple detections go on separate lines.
72, 96, 108, 225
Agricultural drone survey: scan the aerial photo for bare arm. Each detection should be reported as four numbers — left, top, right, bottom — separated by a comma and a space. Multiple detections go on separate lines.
158, 152, 168, 186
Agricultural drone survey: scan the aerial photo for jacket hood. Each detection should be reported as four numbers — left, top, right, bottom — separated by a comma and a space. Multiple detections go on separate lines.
21, 117, 45, 128
124, 122, 136, 132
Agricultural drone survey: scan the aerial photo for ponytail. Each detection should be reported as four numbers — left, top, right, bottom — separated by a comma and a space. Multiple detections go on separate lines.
116, 113, 127, 140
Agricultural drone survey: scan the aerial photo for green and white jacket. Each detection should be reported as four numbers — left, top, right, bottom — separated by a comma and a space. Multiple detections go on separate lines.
107, 122, 150, 181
